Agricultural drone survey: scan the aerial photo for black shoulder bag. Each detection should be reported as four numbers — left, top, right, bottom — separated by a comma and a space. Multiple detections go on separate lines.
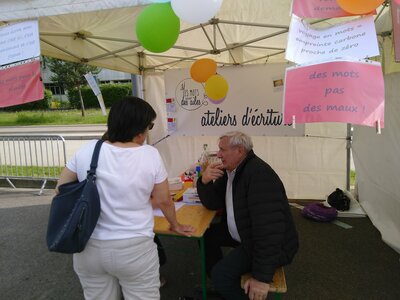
327, 188, 350, 211
46, 140, 104, 254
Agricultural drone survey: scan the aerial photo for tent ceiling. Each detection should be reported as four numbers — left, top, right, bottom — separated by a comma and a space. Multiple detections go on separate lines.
0, 0, 392, 74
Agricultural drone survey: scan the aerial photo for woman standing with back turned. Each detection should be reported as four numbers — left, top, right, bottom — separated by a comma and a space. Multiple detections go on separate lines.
56, 96, 195, 300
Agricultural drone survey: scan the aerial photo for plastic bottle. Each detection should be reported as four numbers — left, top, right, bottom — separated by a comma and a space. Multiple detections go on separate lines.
193, 165, 201, 188
199, 144, 209, 173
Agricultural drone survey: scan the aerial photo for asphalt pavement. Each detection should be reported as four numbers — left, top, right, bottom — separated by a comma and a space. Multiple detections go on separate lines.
0, 187, 209, 300
2, 188, 400, 300
0, 124, 107, 137
0, 125, 106, 164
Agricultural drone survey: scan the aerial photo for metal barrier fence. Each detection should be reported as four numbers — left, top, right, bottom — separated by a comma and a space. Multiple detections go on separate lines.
0, 135, 66, 195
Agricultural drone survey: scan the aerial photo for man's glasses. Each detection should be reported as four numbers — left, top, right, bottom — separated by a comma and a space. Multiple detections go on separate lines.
148, 123, 154, 130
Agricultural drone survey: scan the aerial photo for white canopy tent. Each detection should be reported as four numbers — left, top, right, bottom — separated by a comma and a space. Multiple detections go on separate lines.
0, 0, 392, 73
1, 0, 399, 253
1, 0, 297, 73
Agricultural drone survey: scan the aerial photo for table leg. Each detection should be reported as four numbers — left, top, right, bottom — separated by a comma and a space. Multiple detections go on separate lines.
199, 237, 207, 300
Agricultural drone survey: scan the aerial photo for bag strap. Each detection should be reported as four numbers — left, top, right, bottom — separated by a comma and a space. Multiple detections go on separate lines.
87, 140, 105, 176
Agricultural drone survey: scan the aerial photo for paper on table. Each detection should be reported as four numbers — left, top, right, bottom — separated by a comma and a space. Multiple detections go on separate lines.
153, 201, 186, 217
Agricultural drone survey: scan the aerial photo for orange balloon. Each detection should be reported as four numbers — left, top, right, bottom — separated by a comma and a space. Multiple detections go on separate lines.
190, 58, 217, 83
337, 0, 384, 15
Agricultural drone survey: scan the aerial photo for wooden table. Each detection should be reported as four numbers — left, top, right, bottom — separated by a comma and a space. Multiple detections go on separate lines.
154, 204, 217, 300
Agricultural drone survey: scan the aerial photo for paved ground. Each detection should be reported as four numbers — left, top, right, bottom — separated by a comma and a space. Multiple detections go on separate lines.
0, 125, 106, 137
0, 125, 106, 166
0, 188, 54, 209
0, 188, 209, 300
2, 188, 400, 300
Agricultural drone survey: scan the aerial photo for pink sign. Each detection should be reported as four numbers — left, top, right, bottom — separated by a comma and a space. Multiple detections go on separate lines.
392, 0, 400, 62
292, 0, 375, 18
0, 60, 44, 108
284, 60, 385, 128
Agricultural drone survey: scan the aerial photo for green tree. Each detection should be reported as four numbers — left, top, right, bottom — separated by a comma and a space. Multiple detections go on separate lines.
45, 57, 100, 117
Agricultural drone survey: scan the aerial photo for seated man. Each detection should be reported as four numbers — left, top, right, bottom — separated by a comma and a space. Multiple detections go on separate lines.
197, 131, 299, 300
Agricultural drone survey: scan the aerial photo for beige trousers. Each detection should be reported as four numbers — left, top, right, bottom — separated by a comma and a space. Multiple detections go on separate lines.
73, 236, 160, 300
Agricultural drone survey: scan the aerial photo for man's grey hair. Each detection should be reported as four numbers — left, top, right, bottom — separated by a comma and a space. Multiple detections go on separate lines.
219, 131, 253, 152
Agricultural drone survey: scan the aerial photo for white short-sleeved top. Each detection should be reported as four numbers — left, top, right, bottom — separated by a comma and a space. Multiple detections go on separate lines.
66, 140, 168, 240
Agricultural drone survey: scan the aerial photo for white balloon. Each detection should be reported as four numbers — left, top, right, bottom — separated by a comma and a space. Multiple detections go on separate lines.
171, 0, 223, 24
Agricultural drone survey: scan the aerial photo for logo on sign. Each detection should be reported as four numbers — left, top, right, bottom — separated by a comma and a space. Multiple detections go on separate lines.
175, 78, 208, 111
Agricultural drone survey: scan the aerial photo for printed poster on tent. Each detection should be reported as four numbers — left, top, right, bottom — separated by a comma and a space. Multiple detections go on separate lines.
164, 64, 305, 136
283, 59, 384, 128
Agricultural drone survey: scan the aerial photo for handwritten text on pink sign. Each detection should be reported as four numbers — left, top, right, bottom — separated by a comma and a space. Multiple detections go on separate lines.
292, 0, 358, 18
284, 61, 384, 128
0, 60, 44, 108
292, 0, 376, 18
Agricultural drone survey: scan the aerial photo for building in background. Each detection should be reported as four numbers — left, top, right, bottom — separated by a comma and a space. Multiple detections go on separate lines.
41, 65, 132, 101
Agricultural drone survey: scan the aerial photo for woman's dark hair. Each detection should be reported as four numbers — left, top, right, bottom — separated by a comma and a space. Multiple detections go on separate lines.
107, 96, 156, 143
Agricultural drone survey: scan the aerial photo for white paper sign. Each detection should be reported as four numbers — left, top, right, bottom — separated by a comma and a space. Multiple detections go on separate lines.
84, 72, 106, 115
96, 94, 107, 116
164, 64, 305, 136
84, 72, 101, 96
286, 15, 379, 64
0, 20, 40, 66
166, 98, 177, 112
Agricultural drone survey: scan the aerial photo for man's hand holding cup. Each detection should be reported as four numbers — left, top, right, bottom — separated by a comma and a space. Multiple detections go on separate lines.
201, 162, 224, 184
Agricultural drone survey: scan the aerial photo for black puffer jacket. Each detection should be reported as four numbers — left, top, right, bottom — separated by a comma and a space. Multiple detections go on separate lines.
197, 150, 299, 283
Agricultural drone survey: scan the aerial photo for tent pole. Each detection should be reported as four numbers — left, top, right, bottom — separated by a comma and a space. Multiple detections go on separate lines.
131, 74, 143, 98
346, 123, 352, 191
131, 52, 144, 99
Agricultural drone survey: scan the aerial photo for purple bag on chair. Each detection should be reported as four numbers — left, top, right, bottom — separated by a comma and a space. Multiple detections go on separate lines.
301, 203, 337, 222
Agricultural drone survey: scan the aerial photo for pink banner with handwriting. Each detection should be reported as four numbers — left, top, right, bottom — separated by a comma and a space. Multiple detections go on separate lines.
0, 60, 44, 108
284, 60, 385, 128
292, 0, 375, 18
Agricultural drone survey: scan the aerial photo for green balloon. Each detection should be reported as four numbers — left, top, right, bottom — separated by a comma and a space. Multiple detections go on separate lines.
136, 3, 180, 53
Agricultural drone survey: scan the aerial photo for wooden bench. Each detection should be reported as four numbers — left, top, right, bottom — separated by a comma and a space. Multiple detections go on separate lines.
240, 267, 287, 300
